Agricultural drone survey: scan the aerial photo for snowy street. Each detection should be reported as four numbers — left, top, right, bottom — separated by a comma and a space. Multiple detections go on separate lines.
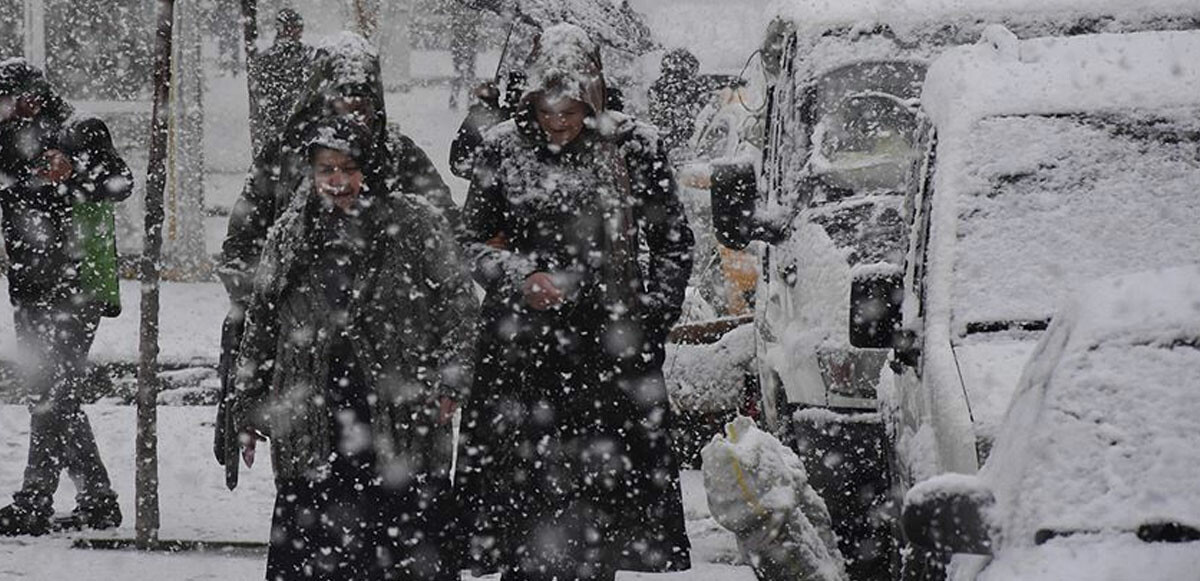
0, 405, 751, 580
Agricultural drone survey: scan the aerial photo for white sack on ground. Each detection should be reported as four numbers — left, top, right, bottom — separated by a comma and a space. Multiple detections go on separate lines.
701, 415, 848, 581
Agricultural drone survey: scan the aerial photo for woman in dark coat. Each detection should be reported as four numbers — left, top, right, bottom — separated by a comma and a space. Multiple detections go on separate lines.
229, 118, 477, 581
457, 23, 695, 581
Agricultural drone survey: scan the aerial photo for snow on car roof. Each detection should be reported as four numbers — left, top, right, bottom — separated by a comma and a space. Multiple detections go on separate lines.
770, 0, 1200, 34
923, 29, 1200, 130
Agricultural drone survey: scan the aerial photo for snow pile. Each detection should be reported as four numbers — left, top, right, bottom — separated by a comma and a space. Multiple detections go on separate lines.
664, 323, 755, 414
702, 416, 847, 581
982, 266, 1200, 547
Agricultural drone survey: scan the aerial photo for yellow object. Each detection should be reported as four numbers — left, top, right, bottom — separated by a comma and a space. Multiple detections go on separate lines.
727, 421, 769, 519
720, 246, 758, 315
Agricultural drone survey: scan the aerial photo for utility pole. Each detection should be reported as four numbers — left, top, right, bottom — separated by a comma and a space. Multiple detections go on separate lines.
137, 0, 175, 549
22, 0, 45, 68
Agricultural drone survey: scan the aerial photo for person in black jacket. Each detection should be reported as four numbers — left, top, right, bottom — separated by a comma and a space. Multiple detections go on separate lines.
214, 34, 460, 482
0, 59, 132, 536
456, 24, 694, 581
252, 8, 314, 154
231, 117, 477, 581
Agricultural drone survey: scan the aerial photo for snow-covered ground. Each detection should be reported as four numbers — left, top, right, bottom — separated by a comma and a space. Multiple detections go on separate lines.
0, 405, 748, 580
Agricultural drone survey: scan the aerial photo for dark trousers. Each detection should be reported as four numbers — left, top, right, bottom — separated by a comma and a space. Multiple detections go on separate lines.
11, 302, 114, 516
266, 453, 461, 581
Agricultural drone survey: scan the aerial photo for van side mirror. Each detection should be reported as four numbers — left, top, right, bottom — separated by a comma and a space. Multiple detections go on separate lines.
902, 474, 996, 555
710, 161, 782, 249
849, 272, 903, 348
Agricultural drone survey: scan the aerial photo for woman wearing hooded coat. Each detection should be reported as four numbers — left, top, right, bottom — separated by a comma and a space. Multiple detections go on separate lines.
216, 32, 459, 483
456, 24, 695, 581
229, 117, 477, 581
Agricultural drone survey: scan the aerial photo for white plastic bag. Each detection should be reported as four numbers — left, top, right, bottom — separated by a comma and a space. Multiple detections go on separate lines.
701, 415, 848, 581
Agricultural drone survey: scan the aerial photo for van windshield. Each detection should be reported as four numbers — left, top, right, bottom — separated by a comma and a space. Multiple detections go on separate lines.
808, 61, 926, 193
950, 110, 1200, 333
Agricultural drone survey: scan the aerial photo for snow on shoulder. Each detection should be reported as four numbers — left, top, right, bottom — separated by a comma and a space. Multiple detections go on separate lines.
922, 29, 1200, 131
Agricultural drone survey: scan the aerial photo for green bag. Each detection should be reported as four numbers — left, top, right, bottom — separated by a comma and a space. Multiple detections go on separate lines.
73, 201, 122, 317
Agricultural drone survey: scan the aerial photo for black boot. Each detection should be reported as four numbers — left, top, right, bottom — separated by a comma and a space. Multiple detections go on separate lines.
70, 494, 122, 530
0, 502, 52, 536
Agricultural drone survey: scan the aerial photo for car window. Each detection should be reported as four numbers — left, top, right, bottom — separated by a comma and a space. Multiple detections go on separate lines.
805, 61, 926, 195
948, 110, 1200, 332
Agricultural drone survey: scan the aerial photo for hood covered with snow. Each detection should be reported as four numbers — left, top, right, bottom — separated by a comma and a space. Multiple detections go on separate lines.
522, 23, 608, 114
278, 32, 388, 153
981, 266, 1200, 548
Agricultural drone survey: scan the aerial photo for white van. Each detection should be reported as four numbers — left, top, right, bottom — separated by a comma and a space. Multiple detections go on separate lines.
891, 27, 1200, 578
710, 2, 1200, 578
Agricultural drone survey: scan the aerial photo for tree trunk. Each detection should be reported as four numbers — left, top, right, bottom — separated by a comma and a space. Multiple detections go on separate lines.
163, 0, 209, 280
240, 0, 263, 155
137, 0, 175, 549
21, 0, 45, 68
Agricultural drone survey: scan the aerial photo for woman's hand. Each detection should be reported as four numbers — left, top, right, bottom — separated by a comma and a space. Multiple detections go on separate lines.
437, 396, 458, 426
35, 149, 73, 184
522, 272, 564, 310
239, 428, 268, 468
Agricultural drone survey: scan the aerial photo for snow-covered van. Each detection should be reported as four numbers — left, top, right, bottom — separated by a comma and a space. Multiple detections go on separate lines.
890, 27, 1200, 577
709, 2, 1200, 579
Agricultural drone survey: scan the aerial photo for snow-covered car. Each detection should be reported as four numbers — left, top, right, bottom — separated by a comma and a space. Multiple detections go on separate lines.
901, 265, 1200, 581
709, 3, 1200, 579
885, 28, 1200, 577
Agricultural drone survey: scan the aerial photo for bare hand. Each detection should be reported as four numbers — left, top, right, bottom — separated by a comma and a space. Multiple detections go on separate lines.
522, 272, 564, 310
239, 429, 267, 468
437, 396, 458, 426
35, 149, 73, 184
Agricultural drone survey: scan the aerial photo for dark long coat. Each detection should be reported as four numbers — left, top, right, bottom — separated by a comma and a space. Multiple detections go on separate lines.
231, 188, 477, 483
215, 35, 459, 473
457, 107, 696, 574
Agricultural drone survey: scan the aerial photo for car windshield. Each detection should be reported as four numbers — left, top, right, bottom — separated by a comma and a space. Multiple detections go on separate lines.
950, 110, 1200, 333
808, 61, 926, 193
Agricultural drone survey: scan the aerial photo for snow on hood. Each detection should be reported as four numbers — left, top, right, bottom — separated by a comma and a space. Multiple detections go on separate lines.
313, 31, 379, 89
923, 30, 1200, 132
981, 265, 1200, 548
1059, 266, 1200, 352
523, 23, 607, 114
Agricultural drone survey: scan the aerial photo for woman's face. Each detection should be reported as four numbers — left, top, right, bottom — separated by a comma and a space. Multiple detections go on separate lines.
534, 95, 589, 147
312, 147, 363, 212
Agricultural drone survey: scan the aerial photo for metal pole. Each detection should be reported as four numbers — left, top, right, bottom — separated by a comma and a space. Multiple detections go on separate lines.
240, 0, 262, 154
137, 0, 175, 549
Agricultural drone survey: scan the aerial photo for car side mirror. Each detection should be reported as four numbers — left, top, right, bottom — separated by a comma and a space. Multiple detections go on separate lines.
902, 474, 996, 555
849, 272, 903, 348
710, 161, 783, 249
